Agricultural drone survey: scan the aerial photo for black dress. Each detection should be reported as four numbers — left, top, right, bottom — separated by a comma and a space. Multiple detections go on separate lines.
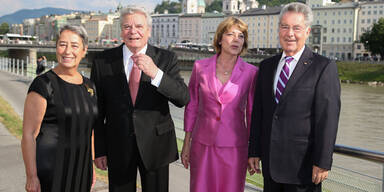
28, 70, 98, 192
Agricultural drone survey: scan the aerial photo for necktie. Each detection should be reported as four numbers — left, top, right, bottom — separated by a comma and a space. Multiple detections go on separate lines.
129, 59, 141, 105
275, 56, 294, 103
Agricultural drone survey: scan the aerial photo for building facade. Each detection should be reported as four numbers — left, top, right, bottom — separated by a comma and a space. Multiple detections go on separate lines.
355, 1, 384, 59
240, 6, 281, 52
151, 13, 180, 47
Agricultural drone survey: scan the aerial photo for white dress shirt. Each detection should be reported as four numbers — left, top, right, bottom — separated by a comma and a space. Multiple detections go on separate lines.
123, 44, 164, 87
273, 46, 306, 93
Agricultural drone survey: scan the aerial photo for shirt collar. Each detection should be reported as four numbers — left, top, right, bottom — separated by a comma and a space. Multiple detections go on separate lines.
280, 45, 306, 63
123, 44, 148, 58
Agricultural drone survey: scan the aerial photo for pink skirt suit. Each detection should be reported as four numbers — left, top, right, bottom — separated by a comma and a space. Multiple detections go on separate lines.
184, 55, 258, 192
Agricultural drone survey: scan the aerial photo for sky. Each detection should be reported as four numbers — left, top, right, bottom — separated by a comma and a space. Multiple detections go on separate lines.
0, 0, 163, 17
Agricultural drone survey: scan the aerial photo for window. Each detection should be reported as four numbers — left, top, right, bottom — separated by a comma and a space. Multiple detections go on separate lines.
343, 37, 346, 42
348, 37, 352, 42
331, 37, 334, 42
337, 37, 340, 42
332, 20, 335, 24
323, 28, 327, 33
338, 20, 341, 24
362, 19, 365, 24
357, 45, 361, 49
325, 12, 327, 16
367, 19, 371, 23
344, 19, 347, 24
323, 36, 327, 43
323, 20, 327, 25
368, 11, 371, 15
374, 10, 377, 15
332, 28, 335, 33
343, 28, 346, 33
337, 28, 340, 33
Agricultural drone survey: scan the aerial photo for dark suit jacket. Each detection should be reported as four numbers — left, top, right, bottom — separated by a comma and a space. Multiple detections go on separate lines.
248, 46, 341, 184
91, 44, 189, 171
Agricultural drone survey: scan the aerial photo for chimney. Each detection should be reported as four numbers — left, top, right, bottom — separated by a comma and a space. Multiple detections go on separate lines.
261, 5, 266, 9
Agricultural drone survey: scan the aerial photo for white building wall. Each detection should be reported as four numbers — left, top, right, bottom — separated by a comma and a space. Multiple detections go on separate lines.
151, 14, 180, 47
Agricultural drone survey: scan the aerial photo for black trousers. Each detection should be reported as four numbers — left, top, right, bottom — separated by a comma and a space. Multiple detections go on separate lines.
263, 175, 322, 192
108, 136, 169, 192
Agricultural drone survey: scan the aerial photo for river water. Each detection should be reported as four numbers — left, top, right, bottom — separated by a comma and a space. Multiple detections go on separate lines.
81, 68, 384, 181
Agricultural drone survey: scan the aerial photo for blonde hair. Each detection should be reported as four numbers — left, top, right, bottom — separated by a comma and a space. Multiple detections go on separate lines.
213, 17, 248, 55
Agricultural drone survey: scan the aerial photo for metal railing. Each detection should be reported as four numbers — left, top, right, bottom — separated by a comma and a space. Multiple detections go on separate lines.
1, 56, 383, 192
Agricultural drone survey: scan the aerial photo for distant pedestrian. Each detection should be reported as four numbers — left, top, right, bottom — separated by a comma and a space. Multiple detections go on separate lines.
36, 56, 46, 75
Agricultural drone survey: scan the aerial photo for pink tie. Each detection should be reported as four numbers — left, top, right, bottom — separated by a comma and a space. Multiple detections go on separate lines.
129, 60, 141, 105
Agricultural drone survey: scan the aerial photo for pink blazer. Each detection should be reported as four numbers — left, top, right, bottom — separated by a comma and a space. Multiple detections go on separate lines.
184, 55, 259, 147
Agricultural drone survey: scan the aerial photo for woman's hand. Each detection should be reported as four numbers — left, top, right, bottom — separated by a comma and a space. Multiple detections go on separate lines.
25, 176, 41, 192
181, 141, 191, 169
181, 132, 192, 169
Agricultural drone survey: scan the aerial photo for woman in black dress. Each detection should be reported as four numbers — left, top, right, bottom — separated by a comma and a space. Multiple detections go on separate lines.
21, 25, 97, 192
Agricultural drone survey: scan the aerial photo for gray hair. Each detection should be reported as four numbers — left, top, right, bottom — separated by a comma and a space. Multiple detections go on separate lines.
279, 2, 313, 27
57, 25, 88, 50
120, 6, 152, 28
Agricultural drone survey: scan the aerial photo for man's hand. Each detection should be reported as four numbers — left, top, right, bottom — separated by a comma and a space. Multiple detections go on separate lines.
132, 54, 159, 79
248, 157, 261, 175
312, 165, 328, 184
94, 156, 108, 170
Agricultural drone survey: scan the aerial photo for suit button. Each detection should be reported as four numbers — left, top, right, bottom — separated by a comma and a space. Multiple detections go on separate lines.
216, 117, 220, 121
274, 115, 278, 120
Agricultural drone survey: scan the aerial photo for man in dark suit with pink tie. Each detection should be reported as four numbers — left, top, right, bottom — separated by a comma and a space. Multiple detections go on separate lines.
91, 6, 189, 192
248, 2, 341, 192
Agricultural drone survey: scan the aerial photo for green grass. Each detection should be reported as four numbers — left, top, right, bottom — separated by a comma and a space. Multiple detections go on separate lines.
0, 96, 23, 139
337, 61, 384, 82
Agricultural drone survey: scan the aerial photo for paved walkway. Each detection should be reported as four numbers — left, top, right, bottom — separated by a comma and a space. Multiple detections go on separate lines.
0, 71, 260, 192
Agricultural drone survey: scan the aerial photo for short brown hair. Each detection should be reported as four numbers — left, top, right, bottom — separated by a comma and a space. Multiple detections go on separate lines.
213, 17, 248, 55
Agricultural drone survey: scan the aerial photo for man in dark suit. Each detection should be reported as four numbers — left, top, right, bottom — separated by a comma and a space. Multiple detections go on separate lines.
91, 6, 189, 192
248, 2, 341, 192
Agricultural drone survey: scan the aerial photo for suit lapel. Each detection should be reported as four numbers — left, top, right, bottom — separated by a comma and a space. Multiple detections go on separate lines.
206, 55, 220, 100
270, 54, 282, 105
111, 44, 130, 96
279, 47, 314, 103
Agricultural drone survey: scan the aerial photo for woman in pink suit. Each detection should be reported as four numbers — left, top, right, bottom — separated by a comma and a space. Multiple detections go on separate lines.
182, 17, 259, 192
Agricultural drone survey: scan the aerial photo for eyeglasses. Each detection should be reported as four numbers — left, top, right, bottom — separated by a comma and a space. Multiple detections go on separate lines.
279, 24, 307, 33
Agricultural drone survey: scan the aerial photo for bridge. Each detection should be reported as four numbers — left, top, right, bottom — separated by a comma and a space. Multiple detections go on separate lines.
0, 43, 270, 72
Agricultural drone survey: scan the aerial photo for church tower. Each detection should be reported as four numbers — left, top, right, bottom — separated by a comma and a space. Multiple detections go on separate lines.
197, 0, 206, 13
183, 0, 198, 13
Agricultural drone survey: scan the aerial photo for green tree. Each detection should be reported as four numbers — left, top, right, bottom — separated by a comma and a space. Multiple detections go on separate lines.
154, 0, 181, 14
206, 0, 222, 13
0, 22, 9, 34
360, 18, 384, 58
